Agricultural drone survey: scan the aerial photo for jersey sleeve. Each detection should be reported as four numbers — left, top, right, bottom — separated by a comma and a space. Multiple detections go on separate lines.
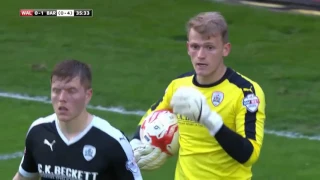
18, 125, 38, 178
235, 82, 266, 166
112, 134, 143, 180
138, 82, 175, 125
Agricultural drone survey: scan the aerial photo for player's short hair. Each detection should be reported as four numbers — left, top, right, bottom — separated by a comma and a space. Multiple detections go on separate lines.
51, 59, 92, 89
186, 12, 229, 43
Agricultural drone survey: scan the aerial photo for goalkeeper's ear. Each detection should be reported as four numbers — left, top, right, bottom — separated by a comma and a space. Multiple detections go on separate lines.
222, 42, 231, 57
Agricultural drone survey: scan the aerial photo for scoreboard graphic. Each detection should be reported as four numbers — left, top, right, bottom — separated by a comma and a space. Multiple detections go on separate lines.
20, 9, 93, 17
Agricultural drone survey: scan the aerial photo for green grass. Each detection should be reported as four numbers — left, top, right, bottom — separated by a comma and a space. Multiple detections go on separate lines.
0, 0, 319, 179
1, 0, 319, 134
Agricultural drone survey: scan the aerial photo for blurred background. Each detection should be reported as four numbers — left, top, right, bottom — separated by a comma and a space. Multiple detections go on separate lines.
0, 0, 319, 179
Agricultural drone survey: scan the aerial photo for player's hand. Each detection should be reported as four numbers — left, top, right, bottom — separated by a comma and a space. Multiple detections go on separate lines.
170, 86, 224, 136
130, 139, 168, 170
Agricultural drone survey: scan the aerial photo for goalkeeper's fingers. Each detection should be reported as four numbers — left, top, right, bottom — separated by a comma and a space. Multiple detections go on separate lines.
130, 139, 168, 170
139, 151, 168, 170
138, 144, 154, 155
140, 152, 168, 170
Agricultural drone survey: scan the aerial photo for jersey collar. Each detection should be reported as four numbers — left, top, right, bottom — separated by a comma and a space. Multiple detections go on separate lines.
192, 67, 234, 88
54, 114, 95, 146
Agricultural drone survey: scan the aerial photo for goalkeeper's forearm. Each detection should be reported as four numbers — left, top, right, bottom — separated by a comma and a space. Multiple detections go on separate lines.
214, 125, 258, 166
133, 119, 257, 165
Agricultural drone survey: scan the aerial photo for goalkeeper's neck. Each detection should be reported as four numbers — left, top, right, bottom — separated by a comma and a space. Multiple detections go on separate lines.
196, 65, 227, 85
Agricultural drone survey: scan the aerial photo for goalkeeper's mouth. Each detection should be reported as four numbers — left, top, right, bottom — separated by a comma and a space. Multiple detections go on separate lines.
196, 63, 208, 67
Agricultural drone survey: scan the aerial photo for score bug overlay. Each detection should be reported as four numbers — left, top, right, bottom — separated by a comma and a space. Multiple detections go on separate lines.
19, 9, 93, 17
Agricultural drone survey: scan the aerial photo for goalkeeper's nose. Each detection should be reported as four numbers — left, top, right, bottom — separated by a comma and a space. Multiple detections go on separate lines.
197, 48, 206, 59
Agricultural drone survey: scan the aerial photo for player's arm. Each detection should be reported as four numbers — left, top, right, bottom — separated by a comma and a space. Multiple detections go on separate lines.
13, 123, 39, 180
170, 84, 265, 166
214, 83, 266, 166
112, 134, 143, 180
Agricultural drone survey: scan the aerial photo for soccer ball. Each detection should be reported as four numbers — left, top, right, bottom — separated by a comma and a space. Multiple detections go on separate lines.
140, 110, 179, 156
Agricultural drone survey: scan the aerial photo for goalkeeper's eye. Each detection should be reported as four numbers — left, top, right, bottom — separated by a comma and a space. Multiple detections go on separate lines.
190, 44, 200, 50
206, 45, 215, 51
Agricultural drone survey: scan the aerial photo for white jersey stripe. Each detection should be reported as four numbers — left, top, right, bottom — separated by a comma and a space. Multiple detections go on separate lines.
19, 156, 38, 178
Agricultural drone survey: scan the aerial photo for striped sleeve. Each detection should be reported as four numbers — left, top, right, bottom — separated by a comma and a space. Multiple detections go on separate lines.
235, 82, 266, 166
19, 119, 45, 178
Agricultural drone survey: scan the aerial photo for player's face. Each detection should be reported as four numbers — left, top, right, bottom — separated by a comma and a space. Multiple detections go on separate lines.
51, 76, 92, 122
187, 28, 230, 78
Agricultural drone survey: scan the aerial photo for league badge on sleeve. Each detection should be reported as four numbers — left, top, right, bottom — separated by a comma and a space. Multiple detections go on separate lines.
211, 91, 224, 106
126, 158, 139, 173
243, 94, 260, 112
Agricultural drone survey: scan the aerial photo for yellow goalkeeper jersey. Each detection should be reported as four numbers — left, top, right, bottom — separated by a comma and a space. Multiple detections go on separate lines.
139, 68, 266, 180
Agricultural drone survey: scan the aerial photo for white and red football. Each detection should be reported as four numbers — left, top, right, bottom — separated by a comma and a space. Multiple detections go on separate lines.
140, 110, 179, 156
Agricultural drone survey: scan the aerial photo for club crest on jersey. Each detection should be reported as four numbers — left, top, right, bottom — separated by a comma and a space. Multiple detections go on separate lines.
211, 91, 224, 106
243, 94, 260, 112
83, 145, 96, 161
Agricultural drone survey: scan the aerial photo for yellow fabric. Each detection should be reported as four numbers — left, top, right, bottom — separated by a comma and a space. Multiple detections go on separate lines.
139, 71, 266, 180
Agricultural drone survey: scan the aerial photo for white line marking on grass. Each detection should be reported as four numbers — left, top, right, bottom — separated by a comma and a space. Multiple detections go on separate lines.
0, 92, 145, 116
1, 91, 320, 161
264, 130, 320, 141
0, 152, 23, 161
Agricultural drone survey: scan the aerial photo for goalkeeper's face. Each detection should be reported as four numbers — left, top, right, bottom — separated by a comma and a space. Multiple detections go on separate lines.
187, 28, 230, 78
51, 76, 92, 122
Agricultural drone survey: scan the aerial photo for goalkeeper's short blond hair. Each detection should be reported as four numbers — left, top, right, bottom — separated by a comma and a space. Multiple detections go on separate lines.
186, 12, 229, 43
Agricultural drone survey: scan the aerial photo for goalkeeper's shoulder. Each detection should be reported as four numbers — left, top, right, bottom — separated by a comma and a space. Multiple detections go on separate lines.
175, 71, 195, 79
162, 70, 195, 96
136, 71, 195, 127
147, 70, 195, 110
170, 71, 195, 85
229, 70, 265, 99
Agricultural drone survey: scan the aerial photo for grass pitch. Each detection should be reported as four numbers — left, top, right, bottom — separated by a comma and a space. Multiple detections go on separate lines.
0, 0, 319, 179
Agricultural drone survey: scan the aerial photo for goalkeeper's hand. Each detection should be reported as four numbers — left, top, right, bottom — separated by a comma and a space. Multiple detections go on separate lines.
170, 86, 223, 136
130, 139, 168, 170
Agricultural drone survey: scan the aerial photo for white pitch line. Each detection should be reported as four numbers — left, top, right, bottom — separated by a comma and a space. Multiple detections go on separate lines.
0, 152, 23, 161
0, 92, 145, 116
0, 91, 320, 161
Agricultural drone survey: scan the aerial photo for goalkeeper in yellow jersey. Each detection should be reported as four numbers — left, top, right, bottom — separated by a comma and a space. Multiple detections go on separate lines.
130, 11, 266, 180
